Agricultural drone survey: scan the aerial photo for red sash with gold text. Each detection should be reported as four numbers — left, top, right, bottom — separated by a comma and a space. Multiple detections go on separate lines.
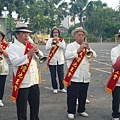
106, 70, 120, 94
46, 38, 63, 68
0, 40, 8, 55
11, 42, 32, 102
63, 48, 86, 86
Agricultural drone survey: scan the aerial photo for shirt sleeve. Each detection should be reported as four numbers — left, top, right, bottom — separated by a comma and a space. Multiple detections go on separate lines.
111, 47, 119, 64
8, 45, 29, 66
45, 38, 52, 50
65, 44, 78, 59
57, 39, 66, 50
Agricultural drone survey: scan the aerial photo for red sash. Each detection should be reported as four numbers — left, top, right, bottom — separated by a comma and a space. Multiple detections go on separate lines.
46, 38, 63, 68
0, 41, 8, 54
106, 70, 120, 94
11, 42, 32, 102
63, 48, 86, 86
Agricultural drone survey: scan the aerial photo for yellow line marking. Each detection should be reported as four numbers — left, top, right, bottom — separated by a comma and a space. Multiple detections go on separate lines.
92, 59, 111, 66
92, 67, 111, 74
96, 68, 111, 69
44, 87, 53, 90
100, 56, 110, 58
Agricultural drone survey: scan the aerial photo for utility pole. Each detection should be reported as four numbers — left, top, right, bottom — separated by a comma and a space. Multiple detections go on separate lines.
4, 7, 7, 35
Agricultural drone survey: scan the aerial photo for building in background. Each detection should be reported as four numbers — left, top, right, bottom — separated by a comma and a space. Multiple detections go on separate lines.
61, 16, 79, 29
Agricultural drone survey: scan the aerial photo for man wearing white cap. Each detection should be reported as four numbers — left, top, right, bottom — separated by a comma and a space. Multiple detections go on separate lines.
64, 27, 97, 119
8, 22, 43, 120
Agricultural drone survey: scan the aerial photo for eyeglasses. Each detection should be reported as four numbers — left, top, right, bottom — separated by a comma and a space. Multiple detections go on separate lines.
53, 32, 58, 33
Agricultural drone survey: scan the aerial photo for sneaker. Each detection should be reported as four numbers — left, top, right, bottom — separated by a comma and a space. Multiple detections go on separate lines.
79, 112, 89, 117
86, 99, 90, 104
76, 99, 90, 105
0, 100, 4, 107
53, 89, 58, 94
76, 99, 78, 105
68, 114, 74, 119
112, 118, 119, 120
60, 89, 67, 93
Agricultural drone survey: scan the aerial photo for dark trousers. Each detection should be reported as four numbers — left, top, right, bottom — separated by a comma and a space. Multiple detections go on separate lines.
16, 84, 40, 120
49, 64, 64, 90
67, 82, 89, 114
0, 75, 7, 100
112, 86, 120, 118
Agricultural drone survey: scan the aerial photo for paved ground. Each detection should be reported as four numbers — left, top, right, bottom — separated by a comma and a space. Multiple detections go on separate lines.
0, 42, 118, 120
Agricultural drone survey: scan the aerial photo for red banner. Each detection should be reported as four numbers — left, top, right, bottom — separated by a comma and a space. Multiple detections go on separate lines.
106, 70, 120, 94
46, 38, 63, 69
63, 48, 86, 86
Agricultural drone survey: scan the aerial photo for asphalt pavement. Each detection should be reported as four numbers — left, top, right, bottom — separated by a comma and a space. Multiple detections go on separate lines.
0, 42, 118, 120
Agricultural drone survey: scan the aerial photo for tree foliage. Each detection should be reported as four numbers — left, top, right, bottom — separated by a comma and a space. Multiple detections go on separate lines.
0, 0, 120, 40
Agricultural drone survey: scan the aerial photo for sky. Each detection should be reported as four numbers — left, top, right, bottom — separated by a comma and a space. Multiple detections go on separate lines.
65, 0, 119, 9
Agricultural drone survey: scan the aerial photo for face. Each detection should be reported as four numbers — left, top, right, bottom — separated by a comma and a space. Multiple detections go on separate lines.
53, 29, 59, 38
74, 31, 85, 44
0, 34, 3, 41
16, 32, 29, 45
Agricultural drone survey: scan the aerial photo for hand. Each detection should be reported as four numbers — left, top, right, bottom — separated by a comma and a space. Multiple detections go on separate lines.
85, 42, 90, 50
77, 42, 89, 54
0, 43, 3, 52
27, 43, 39, 57
52, 38, 55, 42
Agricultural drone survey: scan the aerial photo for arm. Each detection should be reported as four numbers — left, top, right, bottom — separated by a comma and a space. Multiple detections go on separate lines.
111, 48, 120, 71
65, 44, 78, 60
57, 38, 66, 50
2, 48, 8, 58
88, 48, 97, 58
45, 38, 53, 50
111, 48, 119, 65
8, 46, 29, 66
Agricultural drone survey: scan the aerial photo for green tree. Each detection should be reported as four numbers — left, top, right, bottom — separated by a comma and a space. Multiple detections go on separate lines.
84, 1, 119, 39
69, 0, 88, 27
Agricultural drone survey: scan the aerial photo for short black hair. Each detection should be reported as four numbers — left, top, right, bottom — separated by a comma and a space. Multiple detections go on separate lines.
118, 34, 120, 38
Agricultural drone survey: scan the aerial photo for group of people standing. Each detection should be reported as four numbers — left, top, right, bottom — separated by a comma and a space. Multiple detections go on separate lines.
0, 22, 120, 120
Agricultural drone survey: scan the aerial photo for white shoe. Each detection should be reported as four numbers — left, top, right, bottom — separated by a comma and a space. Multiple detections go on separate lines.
79, 112, 89, 117
0, 100, 4, 107
68, 114, 74, 119
86, 99, 90, 104
112, 118, 119, 120
76, 99, 90, 105
76, 99, 78, 105
60, 89, 67, 93
53, 89, 58, 94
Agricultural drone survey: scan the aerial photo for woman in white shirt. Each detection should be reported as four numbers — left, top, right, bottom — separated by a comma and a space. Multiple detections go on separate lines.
45, 27, 66, 94
0, 31, 9, 107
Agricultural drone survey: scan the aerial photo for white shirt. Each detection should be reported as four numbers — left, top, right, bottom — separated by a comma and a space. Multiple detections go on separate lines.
111, 44, 120, 86
65, 41, 97, 83
8, 39, 42, 88
45, 38, 66, 65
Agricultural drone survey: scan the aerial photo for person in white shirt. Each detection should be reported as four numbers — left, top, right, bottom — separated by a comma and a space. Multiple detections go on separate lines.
65, 27, 97, 119
110, 34, 120, 120
45, 26, 66, 94
8, 22, 43, 120
0, 31, 9, 107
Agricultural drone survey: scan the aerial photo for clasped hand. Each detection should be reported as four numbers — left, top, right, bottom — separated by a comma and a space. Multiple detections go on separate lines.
28, 43, 39, 57
77, 42, 90, 54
